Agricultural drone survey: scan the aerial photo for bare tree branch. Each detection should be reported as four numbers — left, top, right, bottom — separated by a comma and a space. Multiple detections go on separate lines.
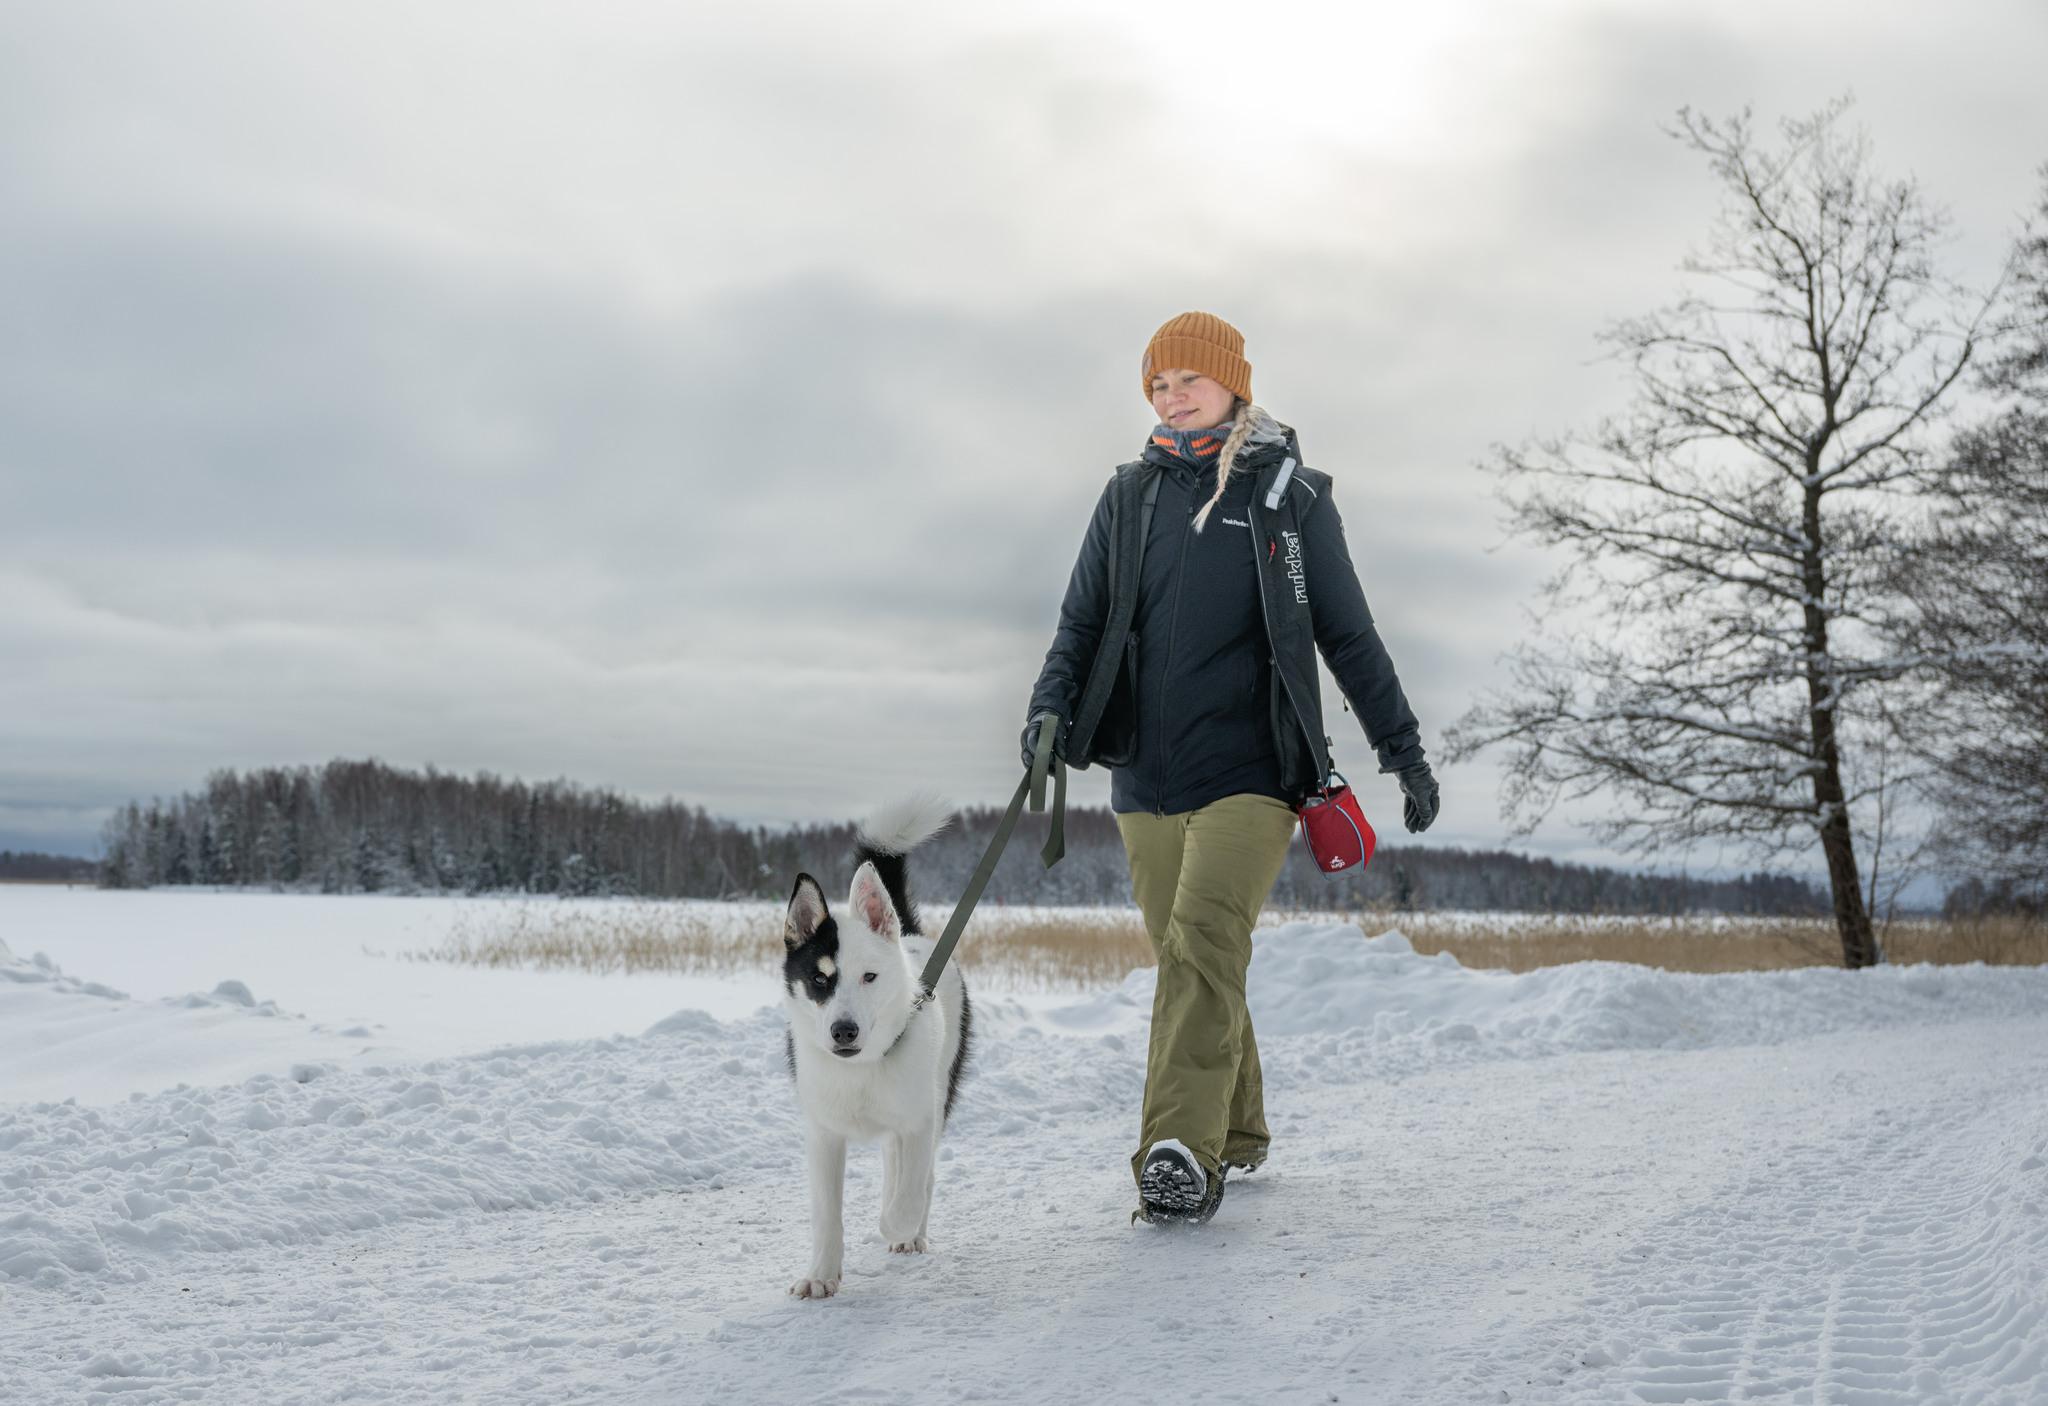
1450, 98, 2011, 967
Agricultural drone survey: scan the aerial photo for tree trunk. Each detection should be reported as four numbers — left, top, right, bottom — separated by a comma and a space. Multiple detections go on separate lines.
1801, 481, 1879, 968
1815, 770, 1879, 967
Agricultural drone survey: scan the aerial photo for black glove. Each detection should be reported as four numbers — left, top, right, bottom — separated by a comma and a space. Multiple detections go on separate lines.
1020, 711, 1066, 771
1396, 761, 1439, 834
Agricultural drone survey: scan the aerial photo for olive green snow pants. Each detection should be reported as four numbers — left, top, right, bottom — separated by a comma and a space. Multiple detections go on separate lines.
1116, 792, 1298, 1187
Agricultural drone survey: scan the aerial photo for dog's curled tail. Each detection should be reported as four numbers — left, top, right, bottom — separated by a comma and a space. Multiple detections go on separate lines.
857, 792, 954, 856
854, 793, 953, 939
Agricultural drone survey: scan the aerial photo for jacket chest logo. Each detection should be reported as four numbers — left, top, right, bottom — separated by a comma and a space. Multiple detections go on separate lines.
1281, 530, 1306, 604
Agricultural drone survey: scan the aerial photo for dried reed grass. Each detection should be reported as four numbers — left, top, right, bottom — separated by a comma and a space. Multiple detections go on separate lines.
405, 901, 778, 977
406, 899, 2046, 986
1361, 911, 2048, 973
403, 901, 1156, 989
948, 913, 1152, 989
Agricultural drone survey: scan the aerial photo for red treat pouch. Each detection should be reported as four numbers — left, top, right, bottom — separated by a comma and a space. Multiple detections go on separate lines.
1297, 772, 1376, 874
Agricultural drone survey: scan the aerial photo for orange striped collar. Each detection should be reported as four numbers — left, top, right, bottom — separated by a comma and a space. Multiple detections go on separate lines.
1149, 420, 1234, 462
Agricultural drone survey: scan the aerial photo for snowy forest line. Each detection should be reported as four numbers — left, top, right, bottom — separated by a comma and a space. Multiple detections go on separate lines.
92, 757, 1831, 914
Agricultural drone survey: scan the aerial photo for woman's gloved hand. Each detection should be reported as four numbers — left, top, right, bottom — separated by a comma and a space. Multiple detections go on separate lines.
1396, 761, 1440, 833
1020, 711, 1066, 772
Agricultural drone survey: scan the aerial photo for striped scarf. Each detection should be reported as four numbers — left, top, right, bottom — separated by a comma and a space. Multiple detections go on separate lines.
1150, 420, 1235, 463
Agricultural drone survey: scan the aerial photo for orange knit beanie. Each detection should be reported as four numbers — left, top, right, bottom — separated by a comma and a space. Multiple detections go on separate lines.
1140, 311, 1252, 405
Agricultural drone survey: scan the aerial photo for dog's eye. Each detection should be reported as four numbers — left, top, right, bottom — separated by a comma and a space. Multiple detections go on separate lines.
863, 973, 877, 984
812, 973, 829, 987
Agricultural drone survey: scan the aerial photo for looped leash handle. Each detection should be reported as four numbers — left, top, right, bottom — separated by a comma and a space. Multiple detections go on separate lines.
1029, 711, 1065, 868
911, 716, 1068, 1008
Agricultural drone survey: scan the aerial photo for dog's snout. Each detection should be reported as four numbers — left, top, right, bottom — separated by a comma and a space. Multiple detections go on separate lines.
831, 1019, 860, 1047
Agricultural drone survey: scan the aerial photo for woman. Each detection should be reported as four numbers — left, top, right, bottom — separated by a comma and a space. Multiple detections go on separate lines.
1023, 310, 1440, 1225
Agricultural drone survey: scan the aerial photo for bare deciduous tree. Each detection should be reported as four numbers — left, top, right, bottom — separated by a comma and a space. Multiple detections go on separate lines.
1444, 99, 2003, 968
1883, 170, 2048, 905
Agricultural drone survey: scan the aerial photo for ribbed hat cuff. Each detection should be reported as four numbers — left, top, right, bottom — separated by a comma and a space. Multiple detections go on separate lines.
1141, 335, 1252, 404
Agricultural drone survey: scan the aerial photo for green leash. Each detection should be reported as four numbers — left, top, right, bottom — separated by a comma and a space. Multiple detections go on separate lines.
910, 712, 1065, 1009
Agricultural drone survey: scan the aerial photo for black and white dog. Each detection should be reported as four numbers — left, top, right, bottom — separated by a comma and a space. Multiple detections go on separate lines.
782, 795, 972, 1299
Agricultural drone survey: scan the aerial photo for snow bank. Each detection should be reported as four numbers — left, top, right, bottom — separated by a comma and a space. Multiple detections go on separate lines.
0, 944, 130, 1002
0, 944, 383, 1107
1019, 920, 2048, 1100
1076, 924, 2048, 1078
5, 919, 2044, 1292
0, 886, 774, 1094
0, 1013, 799, 1290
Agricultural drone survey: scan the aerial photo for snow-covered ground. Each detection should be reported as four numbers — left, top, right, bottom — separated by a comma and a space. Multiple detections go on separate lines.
0, 887, 777, 1106
3, 886, 2046, 1404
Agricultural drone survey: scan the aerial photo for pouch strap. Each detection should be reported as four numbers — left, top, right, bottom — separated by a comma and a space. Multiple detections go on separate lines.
1264, 456, 1298, 510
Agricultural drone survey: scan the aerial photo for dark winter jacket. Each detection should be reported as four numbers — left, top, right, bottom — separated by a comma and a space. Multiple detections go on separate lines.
1027, 419, 1426, 814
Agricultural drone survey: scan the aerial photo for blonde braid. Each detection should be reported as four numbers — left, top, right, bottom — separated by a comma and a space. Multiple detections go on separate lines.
1189, 399, 1262, 534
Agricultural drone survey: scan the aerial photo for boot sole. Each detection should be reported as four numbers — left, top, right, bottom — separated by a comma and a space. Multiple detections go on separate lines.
1139, 1150, 1223, 1224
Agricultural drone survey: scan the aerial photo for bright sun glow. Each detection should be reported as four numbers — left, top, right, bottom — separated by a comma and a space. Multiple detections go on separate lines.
996, 0, 1593, 172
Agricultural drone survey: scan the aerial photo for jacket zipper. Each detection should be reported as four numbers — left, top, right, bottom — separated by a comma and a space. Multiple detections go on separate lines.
1154, 473, 1197, 816
1248, 467, 1326, 792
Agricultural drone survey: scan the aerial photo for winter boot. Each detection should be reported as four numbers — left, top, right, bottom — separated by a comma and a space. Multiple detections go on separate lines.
1135, 1139, 1225, 1225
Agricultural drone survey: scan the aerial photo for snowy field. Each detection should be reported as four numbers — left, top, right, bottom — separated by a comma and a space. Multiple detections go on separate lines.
3, 886, 2047, 1404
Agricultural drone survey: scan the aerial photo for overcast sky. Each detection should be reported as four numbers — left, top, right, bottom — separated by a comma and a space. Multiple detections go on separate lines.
3, 0, 2043, 892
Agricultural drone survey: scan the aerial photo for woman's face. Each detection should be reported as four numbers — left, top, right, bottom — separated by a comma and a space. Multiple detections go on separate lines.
1149, 368, 1236, 432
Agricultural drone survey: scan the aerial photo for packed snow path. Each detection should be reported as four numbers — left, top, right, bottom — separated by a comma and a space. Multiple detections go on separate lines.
3, 928, 2045, 1403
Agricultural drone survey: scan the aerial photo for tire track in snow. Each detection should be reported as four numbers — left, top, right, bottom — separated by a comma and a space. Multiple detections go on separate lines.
1478, 1032, 2048, 1404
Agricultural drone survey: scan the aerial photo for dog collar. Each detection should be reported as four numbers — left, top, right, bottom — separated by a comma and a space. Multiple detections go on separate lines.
880, 1000, 924, 1058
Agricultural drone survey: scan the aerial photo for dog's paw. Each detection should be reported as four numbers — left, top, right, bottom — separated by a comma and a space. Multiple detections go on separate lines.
789, 1275, 841, 1299
887, 1236, 929, 1254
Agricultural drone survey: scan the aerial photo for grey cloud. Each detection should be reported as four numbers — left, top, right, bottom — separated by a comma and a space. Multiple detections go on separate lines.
2, 0, 2041, 898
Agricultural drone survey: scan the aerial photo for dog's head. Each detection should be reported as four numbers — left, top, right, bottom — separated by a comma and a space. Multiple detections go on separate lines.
782, 862, 918, 1061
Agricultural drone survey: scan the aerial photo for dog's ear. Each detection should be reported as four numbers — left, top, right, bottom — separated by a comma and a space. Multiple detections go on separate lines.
848, 861, 900, 941
785, 873, 830, 948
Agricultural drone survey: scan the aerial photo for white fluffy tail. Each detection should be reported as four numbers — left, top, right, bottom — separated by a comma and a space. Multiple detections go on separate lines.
857, 792, 954, 855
